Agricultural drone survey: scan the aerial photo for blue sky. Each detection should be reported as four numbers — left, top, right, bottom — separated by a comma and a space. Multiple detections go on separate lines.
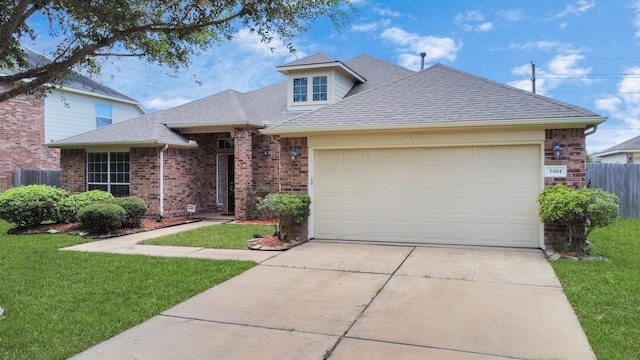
25, 0, 640, 153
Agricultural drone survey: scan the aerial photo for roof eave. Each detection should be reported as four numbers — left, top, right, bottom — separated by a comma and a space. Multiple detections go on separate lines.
276, 62, 366, 82
46, 139, 197, 149
261, 116, 607, 136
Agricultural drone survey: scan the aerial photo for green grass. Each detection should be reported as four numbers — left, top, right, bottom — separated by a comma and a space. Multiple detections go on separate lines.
552, 218, 640, 360
0, 220, 256, 360
140, 223, 274, 249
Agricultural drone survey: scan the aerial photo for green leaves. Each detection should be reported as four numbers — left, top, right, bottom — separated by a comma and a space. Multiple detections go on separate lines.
0, 185, 70, 228
256, 193, 311, 240
0, 0, 352, 101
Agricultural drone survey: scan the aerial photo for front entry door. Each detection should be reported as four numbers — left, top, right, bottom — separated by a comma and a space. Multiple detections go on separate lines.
227, 154, 235, 213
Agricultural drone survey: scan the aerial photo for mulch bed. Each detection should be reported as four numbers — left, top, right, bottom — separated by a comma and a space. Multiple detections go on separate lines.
9, 218, 196, 236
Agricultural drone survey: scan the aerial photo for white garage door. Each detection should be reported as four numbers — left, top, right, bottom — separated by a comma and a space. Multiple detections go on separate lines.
313, 145, 541, 247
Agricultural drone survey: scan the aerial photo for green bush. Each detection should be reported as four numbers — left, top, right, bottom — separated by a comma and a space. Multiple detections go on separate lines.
56, 190, 114, 223
78, 203, 126, 234
538, 184, 619, 254
0, 185, 70, 228
256, 193, 311, 241
110, 197, 147, 228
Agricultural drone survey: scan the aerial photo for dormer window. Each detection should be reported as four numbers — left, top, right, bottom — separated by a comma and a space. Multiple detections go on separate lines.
293, 78, 307, 102
291, 75, 328, 104
313, 76, 327, 101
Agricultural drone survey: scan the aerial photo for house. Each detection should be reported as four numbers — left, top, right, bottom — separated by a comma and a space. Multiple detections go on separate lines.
48, 53, 605, 249
0, 47, 145, 191
591, 134, 640, 163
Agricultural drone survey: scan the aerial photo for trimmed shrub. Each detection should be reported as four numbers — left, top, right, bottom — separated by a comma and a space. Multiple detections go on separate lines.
538, 184, 619, 254
0, 185, 70, 228
78, 203, 126, 234
256, 193, 311, 241
110, 197, 147, 228
56, 190, 114, 223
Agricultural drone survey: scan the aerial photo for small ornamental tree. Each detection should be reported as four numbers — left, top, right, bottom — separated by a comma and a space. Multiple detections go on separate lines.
256, 193, 311, 241
538, 184, 619, 254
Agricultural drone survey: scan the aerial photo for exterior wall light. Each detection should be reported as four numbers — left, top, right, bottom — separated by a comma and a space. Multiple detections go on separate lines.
263, 144, 270, 156
553, 140, 562, 160
290, 146, 300, 162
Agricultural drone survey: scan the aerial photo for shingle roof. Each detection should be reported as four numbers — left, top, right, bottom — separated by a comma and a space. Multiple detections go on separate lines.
592, 134, 640, 156
278, 52, 335, 67
266, 64, 602, 133
51, 53, 412, 147
16, 47, 140, 103
50, 115, 192, 147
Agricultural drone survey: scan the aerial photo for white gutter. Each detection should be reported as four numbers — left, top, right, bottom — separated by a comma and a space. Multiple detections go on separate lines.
159, 144, 169, 219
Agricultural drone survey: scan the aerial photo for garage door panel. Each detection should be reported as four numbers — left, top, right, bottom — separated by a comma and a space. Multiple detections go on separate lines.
314, 145, 541, 247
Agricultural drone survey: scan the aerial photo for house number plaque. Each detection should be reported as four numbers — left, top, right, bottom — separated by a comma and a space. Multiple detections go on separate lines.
544, 165, 567, 178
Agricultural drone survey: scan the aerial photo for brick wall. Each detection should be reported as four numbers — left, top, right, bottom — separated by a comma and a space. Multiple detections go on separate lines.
0, 84, 59, 191
277, 137, 309, 238
234, 131, 281, 219
59, 149, 86, 193
543, 128, 587, 246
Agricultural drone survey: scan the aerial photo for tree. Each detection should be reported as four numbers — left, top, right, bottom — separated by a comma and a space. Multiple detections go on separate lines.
538, 184, 619, 255
0, 0, 351, 102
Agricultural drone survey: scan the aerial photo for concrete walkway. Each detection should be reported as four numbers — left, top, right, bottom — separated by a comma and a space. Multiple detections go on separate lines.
65, 228, 595, 360
62, 221, 278, 262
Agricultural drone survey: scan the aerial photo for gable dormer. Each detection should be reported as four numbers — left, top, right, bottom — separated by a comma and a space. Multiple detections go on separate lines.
276, 53, 365, 111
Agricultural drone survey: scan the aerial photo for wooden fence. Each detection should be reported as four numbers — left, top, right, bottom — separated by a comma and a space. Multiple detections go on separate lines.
586, 163, 640, 218
13, 169, 61, 188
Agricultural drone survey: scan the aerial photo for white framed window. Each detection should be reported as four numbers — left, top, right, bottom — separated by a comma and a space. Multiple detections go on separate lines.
293, 77, 308, 102
87, 152, 129, 196
96, 103, 112, 128
312, 76, 328, 101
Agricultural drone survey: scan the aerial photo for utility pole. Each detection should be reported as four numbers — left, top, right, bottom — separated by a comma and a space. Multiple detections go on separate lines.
531, 61, 536, 94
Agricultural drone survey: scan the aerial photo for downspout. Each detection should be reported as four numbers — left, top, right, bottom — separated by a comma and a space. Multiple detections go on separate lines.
158, 144, 169, 221
584, 124, 597, 136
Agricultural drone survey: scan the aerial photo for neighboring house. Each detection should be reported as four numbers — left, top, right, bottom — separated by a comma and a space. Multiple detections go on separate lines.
49, 52, 605, 249
0, 47, 145, 191
592, 134, 640, 164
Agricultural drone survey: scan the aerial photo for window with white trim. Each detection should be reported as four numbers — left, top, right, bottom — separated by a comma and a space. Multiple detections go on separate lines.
293, 77, 307, 102
292, 75, 328, 104
312, 76, 328, 101
87, 152, 130, 196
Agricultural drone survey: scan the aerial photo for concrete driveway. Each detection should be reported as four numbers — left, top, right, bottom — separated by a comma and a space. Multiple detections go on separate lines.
71, 242, 594, 360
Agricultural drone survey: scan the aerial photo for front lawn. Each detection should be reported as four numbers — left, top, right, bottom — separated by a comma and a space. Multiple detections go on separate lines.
552, 218, 640, 360
0, 220, 256, 360
140, 223, 274, 249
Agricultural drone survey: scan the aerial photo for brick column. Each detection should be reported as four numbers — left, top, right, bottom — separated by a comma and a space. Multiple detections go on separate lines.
543, 128, 587, 246
234, 128, 254, 220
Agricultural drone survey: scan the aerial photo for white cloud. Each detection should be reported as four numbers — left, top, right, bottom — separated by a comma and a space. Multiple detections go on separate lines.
508, 52, 592, 96
454, 10, 494, 32
144, 96, 191, 111
380, 27, 461, 69
95, 29, 295, 112
548, 0, 595, 19
352, 19, 391, 32
589, 67, 640, 152
510, 40, 570, 51
373, 7, 401, 17
498, 10, 524, 22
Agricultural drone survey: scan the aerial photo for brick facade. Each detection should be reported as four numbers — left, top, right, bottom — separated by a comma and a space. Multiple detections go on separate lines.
543, 128, 588, 246
58, 126, 589, 247
0, 84, 59, 191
